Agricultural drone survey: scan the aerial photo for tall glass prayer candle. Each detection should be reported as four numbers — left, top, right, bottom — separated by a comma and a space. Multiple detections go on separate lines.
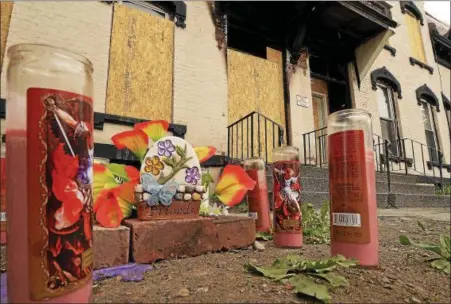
244, 158, 271, 233
0, 136, 6, 245
272, 146, 302, 247
6, 44, 94, 303
327, 109, 379, 267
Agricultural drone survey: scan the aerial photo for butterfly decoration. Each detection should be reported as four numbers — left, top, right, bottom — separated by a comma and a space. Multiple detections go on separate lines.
141, 174, 179, 207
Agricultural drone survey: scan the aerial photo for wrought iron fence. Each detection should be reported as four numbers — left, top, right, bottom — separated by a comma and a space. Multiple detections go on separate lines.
227, 111, 284, 164
301, 127, 449, 190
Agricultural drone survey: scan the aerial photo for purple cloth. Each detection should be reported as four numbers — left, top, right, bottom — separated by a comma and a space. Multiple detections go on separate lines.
93, 263, 152, 282
1, 273, 6, 304
0, 263, 152, 302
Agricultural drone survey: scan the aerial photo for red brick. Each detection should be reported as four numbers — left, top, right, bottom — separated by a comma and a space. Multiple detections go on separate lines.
124, 216, 255, 264
93, 225, 130, 270
214, 217, 255, 250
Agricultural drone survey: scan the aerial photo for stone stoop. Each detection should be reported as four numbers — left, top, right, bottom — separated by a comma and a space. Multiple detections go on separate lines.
124, 216, 255, 264
299, 165, 450, 208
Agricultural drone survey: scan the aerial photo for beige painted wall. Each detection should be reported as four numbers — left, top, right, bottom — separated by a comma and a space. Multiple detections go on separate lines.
0, 1, 113, 113
173, 2, 228, 152
287, 54, 315, 161
349, 1, 450, 177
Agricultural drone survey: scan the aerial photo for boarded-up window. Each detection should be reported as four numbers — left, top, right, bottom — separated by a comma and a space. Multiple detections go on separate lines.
227, 48, 285, 162
405, 12, 426, 63
0, 2, 13, 72
106, 4, 174, 121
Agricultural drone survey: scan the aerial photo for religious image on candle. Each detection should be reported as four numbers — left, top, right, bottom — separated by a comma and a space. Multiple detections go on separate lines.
273, 162, 302, 233
27, 88, 94, 300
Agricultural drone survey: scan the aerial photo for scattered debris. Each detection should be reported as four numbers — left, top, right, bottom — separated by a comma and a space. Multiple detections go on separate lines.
253, 241, 265, 251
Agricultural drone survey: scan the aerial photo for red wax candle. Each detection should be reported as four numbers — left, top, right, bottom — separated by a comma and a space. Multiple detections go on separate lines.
327, 109, 379, 267
0, 138, 6, 245
272, 146, 302, 248
6, 44, 94, 303
244, 158, 271, 232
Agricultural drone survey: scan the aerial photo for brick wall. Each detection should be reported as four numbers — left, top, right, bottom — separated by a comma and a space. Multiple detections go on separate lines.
173, 2, 228, 152
0, 1, 113, 113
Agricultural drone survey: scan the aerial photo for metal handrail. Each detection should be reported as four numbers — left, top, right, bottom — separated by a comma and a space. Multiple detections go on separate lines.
301, 127, 447, 191
227, 112, 285, 164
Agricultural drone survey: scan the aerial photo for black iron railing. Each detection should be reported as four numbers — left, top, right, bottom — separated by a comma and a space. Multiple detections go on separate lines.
301, 127, 449, 190
301, 127, 328, 167
227, 112, 284, 164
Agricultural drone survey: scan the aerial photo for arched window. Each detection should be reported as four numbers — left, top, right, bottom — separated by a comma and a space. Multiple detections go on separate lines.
371, 67, 403, 156
416, 85, 441, 162
443, 93, 451, 141
401, 1, 427, 64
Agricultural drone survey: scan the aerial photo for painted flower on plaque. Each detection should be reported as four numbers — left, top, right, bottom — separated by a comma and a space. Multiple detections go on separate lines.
157, 139, 176, 157
144, 156, 165, 175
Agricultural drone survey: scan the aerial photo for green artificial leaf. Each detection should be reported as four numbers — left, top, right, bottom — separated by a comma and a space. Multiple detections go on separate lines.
417, 220, 427, 232
439, 234, 450, 260
256, 231, 273, 241
176, 145, 185, 158
244, 263, 293, 281
287, 274, 331, 303
399, 235, 412, 245
431, 259, 450, 274
202, 171, 215, 187
106, 163, 130, 182
331, 255, 358, 268
312, 272, 349, 287
412, 242, 443, 256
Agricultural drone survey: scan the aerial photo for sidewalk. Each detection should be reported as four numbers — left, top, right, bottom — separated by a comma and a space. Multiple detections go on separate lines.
378, 207, 450, 222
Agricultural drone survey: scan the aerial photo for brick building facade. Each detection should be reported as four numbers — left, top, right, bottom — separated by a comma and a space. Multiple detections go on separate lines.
0, 1, 450, 180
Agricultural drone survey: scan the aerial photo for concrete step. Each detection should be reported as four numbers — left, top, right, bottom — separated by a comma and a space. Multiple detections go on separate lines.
301, 192, 450, 209
301, 165, 420, 184
300, 177, 436, 195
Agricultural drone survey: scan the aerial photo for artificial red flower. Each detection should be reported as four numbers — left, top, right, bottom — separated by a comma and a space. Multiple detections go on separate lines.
215, 165, 256, 207
194, 146, 217, 163
111, 129, 149, 162
94, 189, 124, 228
134, 120, 169, 142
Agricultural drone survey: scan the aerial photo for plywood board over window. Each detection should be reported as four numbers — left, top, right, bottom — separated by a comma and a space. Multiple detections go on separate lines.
405, 12, 426, 63
227, 48, 285, 162
106, 4, 174, 121
0, 2, 14, 72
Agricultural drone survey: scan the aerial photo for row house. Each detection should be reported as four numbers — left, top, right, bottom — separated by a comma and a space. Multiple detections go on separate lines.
0, 1, 450, 197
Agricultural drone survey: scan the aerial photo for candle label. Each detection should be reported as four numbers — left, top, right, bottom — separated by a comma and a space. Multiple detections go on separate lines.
0, 157, 5, 235
27, 88, 93, 300
328, 130, 370, 243
273, 161, 302, 233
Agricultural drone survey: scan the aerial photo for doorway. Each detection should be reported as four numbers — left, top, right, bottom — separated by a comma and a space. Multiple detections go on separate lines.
311, 77, 329, 165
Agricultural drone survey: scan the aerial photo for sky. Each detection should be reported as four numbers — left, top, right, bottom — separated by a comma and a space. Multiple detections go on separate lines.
424, 1, 451, 25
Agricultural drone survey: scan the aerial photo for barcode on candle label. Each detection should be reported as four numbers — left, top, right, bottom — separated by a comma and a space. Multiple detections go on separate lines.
0, 212, 5, 222
332, 213, 361, 227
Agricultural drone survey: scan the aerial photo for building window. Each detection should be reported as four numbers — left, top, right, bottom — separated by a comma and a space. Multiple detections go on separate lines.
123, 1, 173, 20
421, 100, 440, 162
405, 11, 426, 63
376, 83, 401, 156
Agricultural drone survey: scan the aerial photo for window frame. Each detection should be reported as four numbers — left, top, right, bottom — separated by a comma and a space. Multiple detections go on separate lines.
123, 1, 174, 20
421, 100, 441, 162
376, 83, 402, 157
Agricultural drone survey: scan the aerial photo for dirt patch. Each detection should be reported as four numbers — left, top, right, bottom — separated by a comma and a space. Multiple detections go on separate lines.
92, 216, 450, 303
